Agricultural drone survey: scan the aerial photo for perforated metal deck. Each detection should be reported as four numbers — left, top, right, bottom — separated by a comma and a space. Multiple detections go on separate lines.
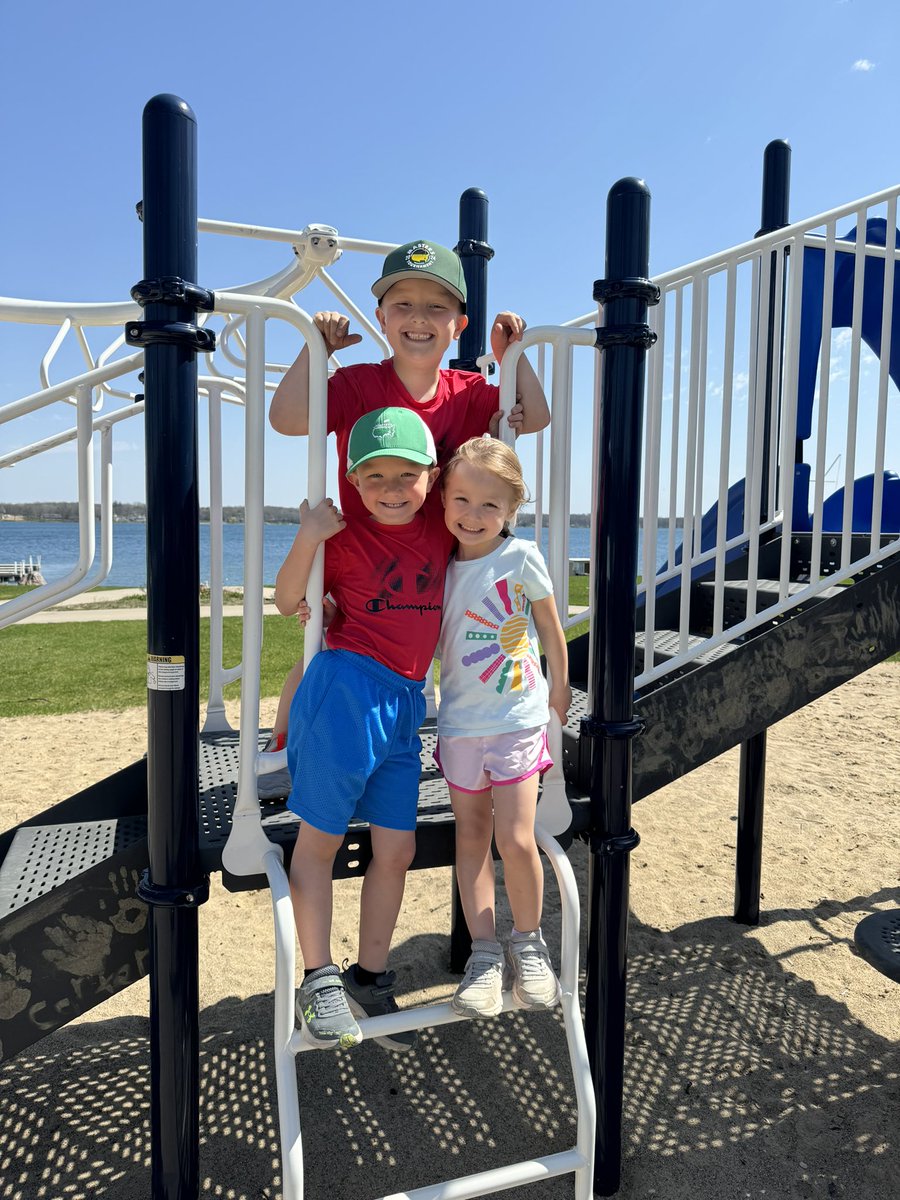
200, 697, 591, 891
0, 816, 147, 919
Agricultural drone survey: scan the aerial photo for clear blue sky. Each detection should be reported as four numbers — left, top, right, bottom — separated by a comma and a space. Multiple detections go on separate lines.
1, 0, 897, 513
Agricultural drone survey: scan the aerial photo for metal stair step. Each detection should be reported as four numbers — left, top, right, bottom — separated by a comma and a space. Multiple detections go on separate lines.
635, 628, 737, 670
697, 576, 846, 612
0, 816, 147, 919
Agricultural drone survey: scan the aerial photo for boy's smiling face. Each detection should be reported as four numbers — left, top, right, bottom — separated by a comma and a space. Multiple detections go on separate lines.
376, 277, 468, 367
347, 454, 440, 525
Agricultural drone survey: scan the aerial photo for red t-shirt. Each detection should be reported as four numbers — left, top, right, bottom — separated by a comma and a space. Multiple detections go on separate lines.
327, 360, 499, 519
323, 505, 456, 680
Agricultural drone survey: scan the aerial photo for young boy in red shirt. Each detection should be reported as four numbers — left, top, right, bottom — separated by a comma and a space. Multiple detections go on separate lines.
274, 407, 454, 1051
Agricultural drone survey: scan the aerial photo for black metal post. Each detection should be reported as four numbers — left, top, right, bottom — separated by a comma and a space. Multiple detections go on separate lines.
449, 187, 494, 972
756, 138, 791, 523
584, 178, 657, 1196
734, 736, 766, 924
734, 141, 791, 927
450, 187, 494, 373
127, 94, 211, 1200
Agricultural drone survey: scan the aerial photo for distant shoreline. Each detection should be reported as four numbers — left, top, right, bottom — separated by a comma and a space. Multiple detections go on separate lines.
0, 505, 683, 529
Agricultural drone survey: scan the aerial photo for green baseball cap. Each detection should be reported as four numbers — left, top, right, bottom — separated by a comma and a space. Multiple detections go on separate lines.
346, 407, 438, 475
372, 240, 467, 307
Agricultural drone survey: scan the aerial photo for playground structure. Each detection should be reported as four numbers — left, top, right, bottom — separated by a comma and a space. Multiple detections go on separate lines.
2, 93, 900, 1199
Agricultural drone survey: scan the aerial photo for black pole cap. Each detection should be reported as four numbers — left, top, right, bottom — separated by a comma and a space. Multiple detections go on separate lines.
143, 92, 197, 125
757, 139, 791, 236
604, 177, 652, 281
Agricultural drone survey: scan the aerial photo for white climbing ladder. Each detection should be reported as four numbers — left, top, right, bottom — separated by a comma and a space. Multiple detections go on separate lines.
258, 773, 594, 1200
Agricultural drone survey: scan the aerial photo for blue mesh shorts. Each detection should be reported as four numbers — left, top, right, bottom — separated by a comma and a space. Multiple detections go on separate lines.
286, 648, 426, 835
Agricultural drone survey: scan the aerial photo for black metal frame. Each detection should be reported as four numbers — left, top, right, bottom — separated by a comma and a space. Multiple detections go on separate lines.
736, 139, 792, 926
584, 178, 658, 1196
132, 93, 210, 1200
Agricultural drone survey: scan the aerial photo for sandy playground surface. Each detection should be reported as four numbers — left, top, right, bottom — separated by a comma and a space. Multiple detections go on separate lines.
0, 664, 898, 1199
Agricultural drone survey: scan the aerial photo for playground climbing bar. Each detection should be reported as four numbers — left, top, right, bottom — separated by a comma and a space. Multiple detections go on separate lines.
585, 177, 658, 1195
128, 94, 211, 1200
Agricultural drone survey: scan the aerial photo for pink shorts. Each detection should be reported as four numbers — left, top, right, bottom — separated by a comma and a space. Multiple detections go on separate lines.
435, 726, 553, 794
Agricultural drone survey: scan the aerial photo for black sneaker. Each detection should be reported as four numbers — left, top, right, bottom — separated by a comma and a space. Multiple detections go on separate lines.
340, 962, 417, 1052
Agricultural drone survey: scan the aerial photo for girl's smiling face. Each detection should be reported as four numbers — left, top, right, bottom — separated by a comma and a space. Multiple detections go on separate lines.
442, 459, 518, 560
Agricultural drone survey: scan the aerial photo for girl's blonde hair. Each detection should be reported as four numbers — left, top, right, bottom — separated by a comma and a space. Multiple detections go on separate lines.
442, 436, 529, 513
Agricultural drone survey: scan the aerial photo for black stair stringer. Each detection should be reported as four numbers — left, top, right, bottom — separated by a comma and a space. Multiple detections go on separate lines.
0, 830, 149, 1062
632, 550, 900, 802
0, 761, 149, 1062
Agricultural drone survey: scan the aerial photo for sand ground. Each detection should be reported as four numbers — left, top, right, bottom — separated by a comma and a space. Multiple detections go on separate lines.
0, 665, 898, 1199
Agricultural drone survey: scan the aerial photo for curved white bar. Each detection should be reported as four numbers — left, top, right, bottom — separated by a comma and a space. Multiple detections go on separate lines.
0, 350, 143, 424
0, 296, 140, 325
0, 385, 95, 628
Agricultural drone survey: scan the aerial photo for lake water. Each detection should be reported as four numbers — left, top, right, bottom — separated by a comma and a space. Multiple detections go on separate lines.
2, 520, 681, 588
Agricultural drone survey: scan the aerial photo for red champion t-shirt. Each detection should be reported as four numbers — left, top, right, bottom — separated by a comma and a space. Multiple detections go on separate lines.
323, 504, 456, 680
327, 360, 500, 520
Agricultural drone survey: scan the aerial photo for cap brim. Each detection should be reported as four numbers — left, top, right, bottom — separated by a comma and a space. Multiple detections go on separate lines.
372, 269, 466, 305
346, 448, 437, 476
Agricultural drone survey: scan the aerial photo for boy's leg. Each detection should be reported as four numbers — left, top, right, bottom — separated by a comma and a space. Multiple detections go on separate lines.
342, 824, 417, 1051
356, 825, 416, 972
272, 657, 305, 741
258, 658, 304, 799
289, 823, 344, 969
290, 823, 363, 1047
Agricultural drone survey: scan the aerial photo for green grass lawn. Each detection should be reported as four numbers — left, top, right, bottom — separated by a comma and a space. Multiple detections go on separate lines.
1, 616, 305, 718
2, 571, 895, 718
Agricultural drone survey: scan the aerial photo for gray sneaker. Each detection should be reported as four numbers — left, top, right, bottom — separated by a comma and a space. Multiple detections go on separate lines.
451, 939, 504, 1018
296, 966, 362, 1050
503, 931, 561, 1010
340, 963, 416, 1052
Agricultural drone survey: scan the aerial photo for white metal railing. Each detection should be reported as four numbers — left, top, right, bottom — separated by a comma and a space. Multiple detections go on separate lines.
5, 191, 900, 710
0, 224, 400, 707
634, 185, 900, 690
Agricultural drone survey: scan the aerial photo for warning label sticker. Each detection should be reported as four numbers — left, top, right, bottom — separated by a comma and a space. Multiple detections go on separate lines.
147, 654, 186, 691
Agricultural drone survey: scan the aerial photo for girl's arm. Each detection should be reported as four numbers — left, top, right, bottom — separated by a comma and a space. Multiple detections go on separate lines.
531, 595, 572, 723
274, 498, 345, 615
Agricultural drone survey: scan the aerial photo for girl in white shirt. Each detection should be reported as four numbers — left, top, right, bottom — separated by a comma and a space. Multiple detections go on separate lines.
437, 437, 571, 1017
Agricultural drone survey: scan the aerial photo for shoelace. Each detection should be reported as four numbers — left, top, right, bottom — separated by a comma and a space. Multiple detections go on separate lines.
512, 944, 550, 981
309, 981, 350, 1019
463, 953, 503, 990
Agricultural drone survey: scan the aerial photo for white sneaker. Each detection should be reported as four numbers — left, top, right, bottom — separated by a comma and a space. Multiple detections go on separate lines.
258, 732, 291, 800
452, 939, 504, 1018
504, 931, 561, 1010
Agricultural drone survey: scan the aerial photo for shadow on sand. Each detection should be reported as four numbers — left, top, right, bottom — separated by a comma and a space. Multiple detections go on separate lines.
1, 861, 897, 1200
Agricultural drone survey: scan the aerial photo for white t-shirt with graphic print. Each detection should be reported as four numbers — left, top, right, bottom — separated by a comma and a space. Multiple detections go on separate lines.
436, 535, 554, 738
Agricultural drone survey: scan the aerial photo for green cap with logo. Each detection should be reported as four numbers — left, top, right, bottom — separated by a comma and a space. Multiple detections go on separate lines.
346, 406, 438, 475
371, 240, 467, 307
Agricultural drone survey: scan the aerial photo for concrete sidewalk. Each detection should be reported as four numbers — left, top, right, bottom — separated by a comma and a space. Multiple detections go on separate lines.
11, 587, 278, 624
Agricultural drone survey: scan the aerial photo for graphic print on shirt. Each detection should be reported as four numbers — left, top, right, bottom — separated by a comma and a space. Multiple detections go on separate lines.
460, 577, 541, 695
365, 554, 443, 617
